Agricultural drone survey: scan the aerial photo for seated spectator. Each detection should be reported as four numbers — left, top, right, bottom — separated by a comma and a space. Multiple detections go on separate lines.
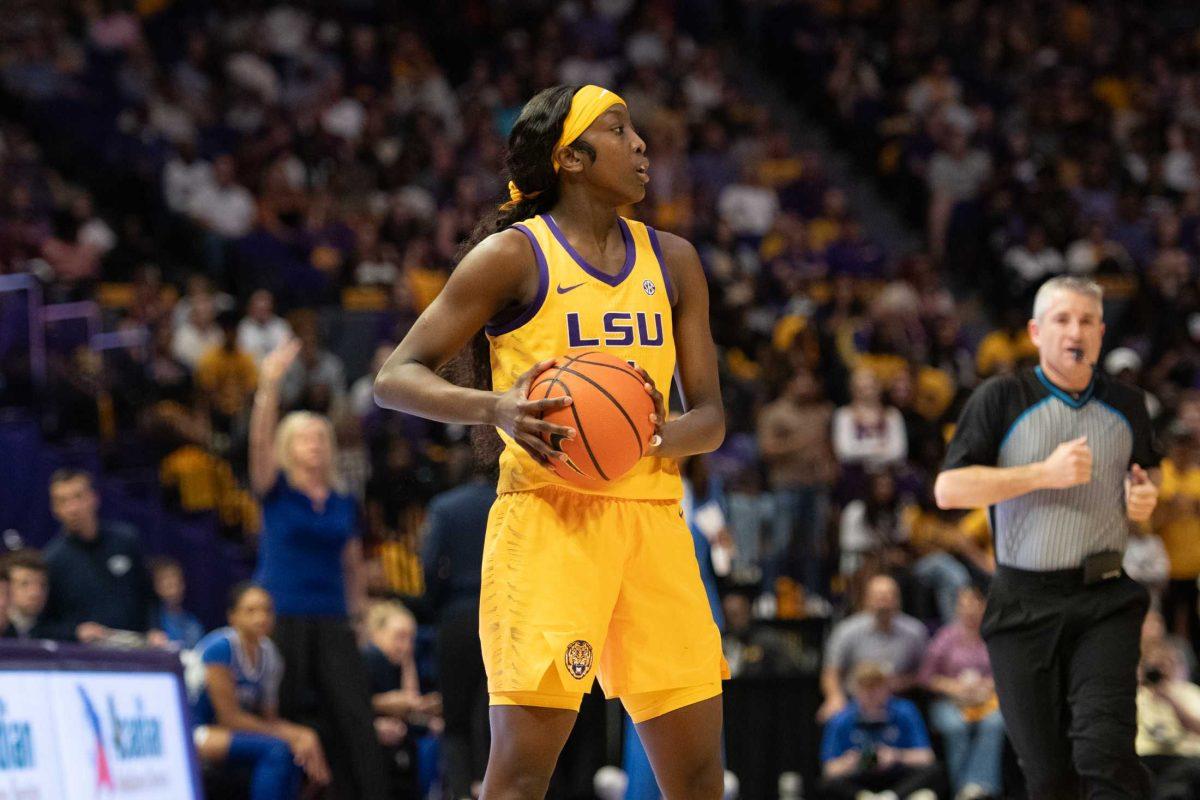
349, 343, 395, 418
187, 153, 256, 240
193, 583, 329, 799
1066, 220, 1132, 276
820, 661, 943, 800
172, 274, 236, 330
1124, 524, 1169, 606
237, 289, 292, 365
362, 601, 441, 800
0, 556, 19, 638
41, 469, 165, 645
150, 556, 203, 650
839, 468, 911, 578
819, 574, 928, 722
6, 549, 48, 639
1137, 642, 1200, 799
919, 586, 1004, 800
1002, 225, 1064, 301
172, 291, 223, 371
1142, 610, 1197, 682
721, 586, 800, 677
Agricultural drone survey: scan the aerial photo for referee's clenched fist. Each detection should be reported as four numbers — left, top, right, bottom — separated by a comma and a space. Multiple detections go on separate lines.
1125, 463, 1158, 523
1041, 435, 1092, 489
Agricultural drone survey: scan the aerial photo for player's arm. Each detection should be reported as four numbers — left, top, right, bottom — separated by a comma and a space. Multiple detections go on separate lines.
373, 229, 574, 464
206, 664, 287, 736
646, 231, 724, 459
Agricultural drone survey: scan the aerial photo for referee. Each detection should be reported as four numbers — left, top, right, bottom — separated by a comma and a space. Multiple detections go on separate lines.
935, 276, 1160, 799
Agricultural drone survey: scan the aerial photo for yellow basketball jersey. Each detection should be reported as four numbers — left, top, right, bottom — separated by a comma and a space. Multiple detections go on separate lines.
486, 214, 682, 500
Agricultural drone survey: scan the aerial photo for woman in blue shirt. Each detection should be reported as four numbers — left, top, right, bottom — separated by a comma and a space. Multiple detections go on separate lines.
193, 583, 329, 799
249, 339, 388, 798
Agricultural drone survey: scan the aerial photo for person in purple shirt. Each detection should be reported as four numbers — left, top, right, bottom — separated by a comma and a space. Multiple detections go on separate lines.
919, 586, 1005, 800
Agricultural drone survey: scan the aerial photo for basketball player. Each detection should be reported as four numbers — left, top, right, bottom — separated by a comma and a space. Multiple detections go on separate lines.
374, 85, 728, 799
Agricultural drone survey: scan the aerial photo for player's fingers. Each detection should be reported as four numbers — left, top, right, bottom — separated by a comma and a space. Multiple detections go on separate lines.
1131, 464, 1149, 484
521, 417, 576, 440
516, 358, 558, 388
521, 395, 573, 413
516, 432, 561, 463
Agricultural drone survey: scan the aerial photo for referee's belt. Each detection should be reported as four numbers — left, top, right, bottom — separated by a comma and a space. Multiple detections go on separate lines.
996, 551, 1124, 588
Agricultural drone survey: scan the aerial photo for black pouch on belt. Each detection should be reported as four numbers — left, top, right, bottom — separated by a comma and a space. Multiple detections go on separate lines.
1082, 550, 1123, 585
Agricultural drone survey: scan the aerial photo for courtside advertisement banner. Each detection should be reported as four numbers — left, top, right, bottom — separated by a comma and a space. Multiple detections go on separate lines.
0, 671, 66, 799
51, 672, 196, 799
0, 643, 202, 800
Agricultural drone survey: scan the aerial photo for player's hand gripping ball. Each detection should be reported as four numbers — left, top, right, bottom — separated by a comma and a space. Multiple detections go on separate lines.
528, 352, 656, 486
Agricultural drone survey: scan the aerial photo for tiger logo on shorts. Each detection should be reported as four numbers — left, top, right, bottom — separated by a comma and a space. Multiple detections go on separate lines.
564, 640, 594, 679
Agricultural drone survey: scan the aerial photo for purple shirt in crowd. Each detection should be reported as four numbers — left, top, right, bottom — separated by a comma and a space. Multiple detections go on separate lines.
918, 621, 992, 685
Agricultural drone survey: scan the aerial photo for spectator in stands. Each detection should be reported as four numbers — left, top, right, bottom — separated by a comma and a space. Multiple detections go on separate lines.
172, 291, 223, 371
717, 159, 780, 242
927, 125, 991, 261
193, 583, 329, 800
1154, 427, 1200, 651
162, 138, 214, 216
0, 561, 12, 638
5, 550, 48, 639
249, 339, 388, 799
150, 556, 203, 650
1066, 220, 1132, 276
196, 310, 258, 437
280, 313, 346, 413
1002, 225, 1064, 302
919, 586, 1004, 800
362, 601, 440, 800
349, 343, 395, 418
757, 369, 837, 597
187, 153, 256, 240
819, 574, 928, 722
721, 587, 798, 678
420, 464, 494, 800
838, 468, 909, 579
237, 289, 292, 365
833, 367, 908, 471
1136, 642, 1200, 798
41, 469, 165, 645
1142, 610, 1196, 683
820, 661, 943, 800
1124, 522, 1170, 606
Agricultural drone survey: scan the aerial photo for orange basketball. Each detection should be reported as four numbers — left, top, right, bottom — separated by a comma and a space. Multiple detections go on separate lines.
528, 351, 656, 486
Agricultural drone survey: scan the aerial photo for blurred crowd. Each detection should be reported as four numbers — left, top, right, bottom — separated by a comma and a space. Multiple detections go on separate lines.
6, 0, 1200, 798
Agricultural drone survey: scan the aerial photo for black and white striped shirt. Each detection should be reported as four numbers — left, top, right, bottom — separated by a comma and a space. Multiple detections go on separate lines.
942, 367, 1159, 570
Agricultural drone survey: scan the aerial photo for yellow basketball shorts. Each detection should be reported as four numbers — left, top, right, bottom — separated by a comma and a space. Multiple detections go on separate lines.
480, 486, 729, 723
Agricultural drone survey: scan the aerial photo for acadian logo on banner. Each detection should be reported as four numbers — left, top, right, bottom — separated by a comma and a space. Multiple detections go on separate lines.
0, 671, 66, 800
0, 700, 35, 772
52, 673, 197, 799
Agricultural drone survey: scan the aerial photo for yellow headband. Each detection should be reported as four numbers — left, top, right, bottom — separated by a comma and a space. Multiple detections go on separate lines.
501, 85, 626, 210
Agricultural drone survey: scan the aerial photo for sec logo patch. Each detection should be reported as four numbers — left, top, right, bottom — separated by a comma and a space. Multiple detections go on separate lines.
564, 640, 594, 679
643, 279, 656, 295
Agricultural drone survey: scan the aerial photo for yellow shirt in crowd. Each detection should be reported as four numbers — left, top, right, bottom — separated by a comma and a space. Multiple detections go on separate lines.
1155, 458, 1200, 580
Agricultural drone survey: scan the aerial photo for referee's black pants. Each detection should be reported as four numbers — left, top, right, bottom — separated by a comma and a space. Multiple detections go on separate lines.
983, 565, 1152, 800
